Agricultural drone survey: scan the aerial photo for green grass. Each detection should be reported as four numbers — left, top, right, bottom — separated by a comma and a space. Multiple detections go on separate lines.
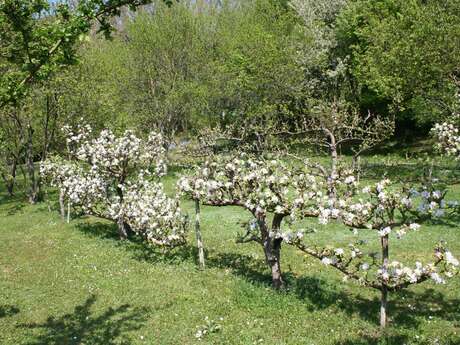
1, 159, 460, 345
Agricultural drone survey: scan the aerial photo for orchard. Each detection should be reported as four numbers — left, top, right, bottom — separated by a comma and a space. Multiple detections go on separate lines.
1, 0, 460, 344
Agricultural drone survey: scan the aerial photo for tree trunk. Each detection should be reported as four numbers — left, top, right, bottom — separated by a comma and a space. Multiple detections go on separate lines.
26, 124, 41, 204
67, 200, 71, 223
266, 238, 283, 289
117, 216, 129, 240
194, 199, 205, 269
329, 144, 338, 199
115, 184, 133, 240
380, 234, 390, 329
261, 214, 285, 289
324, 126, 338, 199
59, 189, 66, 220
354, 156, 361, 183
4, 159, 17, 196
380, 285, 388, 329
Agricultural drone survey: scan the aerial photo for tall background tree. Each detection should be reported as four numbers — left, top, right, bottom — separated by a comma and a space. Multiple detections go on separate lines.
336, 0, 460, 128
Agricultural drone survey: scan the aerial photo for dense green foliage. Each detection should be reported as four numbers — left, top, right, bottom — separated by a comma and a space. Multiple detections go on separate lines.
76, 0, 303, 136
0, 0, 175, 107
2, 0, 460, 202
337, 0, 460, 124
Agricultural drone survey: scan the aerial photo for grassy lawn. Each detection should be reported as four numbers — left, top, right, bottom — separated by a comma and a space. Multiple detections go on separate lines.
0, 158, 460, 345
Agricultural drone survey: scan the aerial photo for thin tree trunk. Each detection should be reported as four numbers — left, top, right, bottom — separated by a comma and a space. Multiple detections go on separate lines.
116, 184, 131, 240
117, 217, 128, 240
59, 189, 66, 220
380, 285, 388, 329
67, 200, 71, 223
324, 127, 338, 199
380, 234, 389, 329
26, 124, 40, 204
4, 159, 17, 196
329, 144, 338, 199
20, 164, 27, 187
46, 191, 51, 212
355, 156, 361, 183
194, 199, 205, 269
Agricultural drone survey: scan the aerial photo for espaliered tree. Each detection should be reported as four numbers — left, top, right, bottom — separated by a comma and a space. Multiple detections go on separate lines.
288, 177, 459, 328
195, 100, 394, 198
41, 124, 187, 247
178, 154, 336, 289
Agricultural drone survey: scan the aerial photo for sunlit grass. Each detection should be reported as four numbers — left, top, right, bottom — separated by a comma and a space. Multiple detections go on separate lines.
0, 157, 459, 345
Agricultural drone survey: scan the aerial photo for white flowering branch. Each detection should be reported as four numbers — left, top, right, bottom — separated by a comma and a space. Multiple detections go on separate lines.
41, 125, 187, 247
290, 177, 458, 328
432, 120, 460, 159
178, 154, 325, 289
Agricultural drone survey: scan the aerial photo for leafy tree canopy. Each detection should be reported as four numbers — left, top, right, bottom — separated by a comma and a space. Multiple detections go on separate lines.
0, 0, 174, 108
336, 0, 460, 124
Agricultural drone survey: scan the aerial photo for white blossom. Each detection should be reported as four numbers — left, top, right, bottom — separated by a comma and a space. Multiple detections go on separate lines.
321, 257, 332, 265
41, 126, 186, 247
378, 227, 391, 237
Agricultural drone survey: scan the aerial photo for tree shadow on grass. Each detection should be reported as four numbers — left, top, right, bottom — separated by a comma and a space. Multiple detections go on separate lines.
206, 251, 274, 286
334, 333, 409, 345
18, 295, 150, 345
0, 193, 27, 215
126, 240, 197, 265
420, 216, 460, 229
75, 221, 121, 242
75, 221, 198, 265
75, 221, 273, 283
0, 305, 19, 318
393, 288, 460, 326
334, 331, 460, 345
292, 275, 460, 330
73, 221, 460, 330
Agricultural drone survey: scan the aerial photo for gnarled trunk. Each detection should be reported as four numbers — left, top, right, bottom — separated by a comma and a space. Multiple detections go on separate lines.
117, 216, 129, 240
264, 238, 283, 289
260, 213, 285, 289
115, 183, 133, 240
2, 159, 17, 197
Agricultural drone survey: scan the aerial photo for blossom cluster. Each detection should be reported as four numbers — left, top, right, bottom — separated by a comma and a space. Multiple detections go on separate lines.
62, 122, 92, 148
178, 154, 330, 223
119, 176, 187, 246
74, 129, 166, 178
337, 178, 447, 235
431, 121, 460, 158
41, 126, 186, 246
41, 157, 103, 204
296, 239, 459, 289
293, 176, 458, 288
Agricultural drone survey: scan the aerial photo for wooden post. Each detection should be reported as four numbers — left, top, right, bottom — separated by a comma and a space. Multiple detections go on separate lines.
380, 234, 389, 329
195, 199, 205, 269
67, 200, 71, 223
380, 285, 388, 329
59, 190, 66, 220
